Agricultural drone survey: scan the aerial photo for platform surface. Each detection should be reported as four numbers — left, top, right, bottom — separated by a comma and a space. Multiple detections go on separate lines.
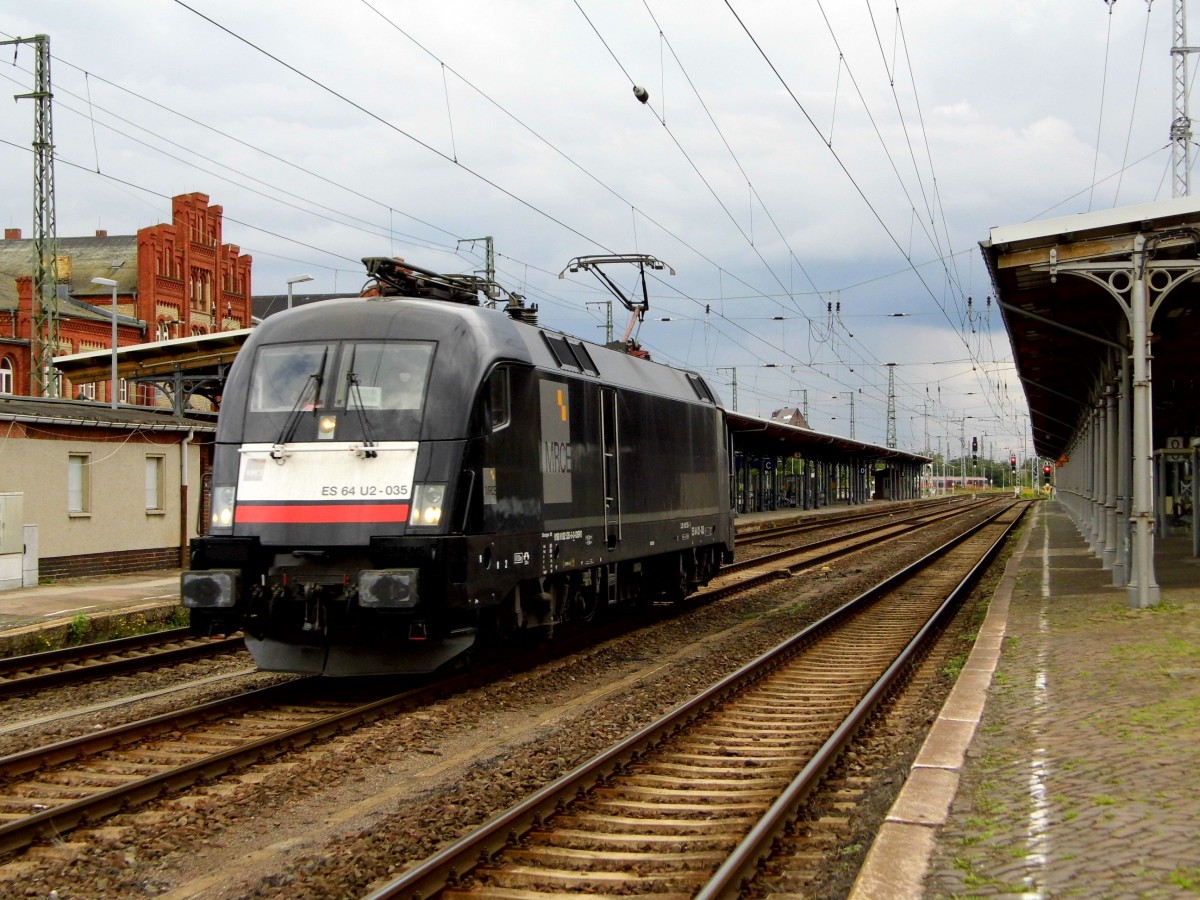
853, 500, 1200, 898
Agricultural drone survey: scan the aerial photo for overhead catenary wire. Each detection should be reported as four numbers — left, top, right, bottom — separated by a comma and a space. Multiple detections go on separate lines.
0, 7, 1077, 444
1090, 0, 1118, 211
722, 1, 1005, 415
1114, 0, 1156, 205
153, 5, 847, 378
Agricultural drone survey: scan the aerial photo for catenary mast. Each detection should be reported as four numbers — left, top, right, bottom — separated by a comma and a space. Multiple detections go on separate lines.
1, 34, 61, 396
1172, 0, 1196, 197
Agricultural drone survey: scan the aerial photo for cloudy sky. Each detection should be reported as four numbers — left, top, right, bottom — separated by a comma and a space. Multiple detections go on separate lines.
0, 1, 1184, 457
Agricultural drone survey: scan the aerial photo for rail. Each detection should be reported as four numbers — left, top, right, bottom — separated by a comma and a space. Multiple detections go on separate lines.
362, 500, 1027, 899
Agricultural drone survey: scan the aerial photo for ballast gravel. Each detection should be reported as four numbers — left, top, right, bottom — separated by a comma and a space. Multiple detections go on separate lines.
0, 505, 1000, 899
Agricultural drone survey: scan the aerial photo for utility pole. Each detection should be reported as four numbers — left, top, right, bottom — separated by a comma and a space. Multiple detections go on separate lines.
921, 397, 932, 456
459, 236, 497, 306
937, 434, 944, 495
959, 418, 966, 488
885, 363, 898, 448
2, 34, 60, 396
836, 392, 856, 440
586, 300, 613, 343
1172, 0, 1197, 197
789, 388, 809, 422
718, 367, 738, 411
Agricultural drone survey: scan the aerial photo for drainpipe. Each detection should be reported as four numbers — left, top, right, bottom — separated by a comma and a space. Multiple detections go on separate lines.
179, 428, 194, 568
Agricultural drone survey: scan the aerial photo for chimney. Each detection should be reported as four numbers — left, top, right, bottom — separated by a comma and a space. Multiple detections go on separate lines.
95, 229, 108, 238
3, 228, 20, 241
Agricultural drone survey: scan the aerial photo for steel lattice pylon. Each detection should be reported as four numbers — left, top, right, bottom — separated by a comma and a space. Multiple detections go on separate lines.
885, 363, 897, 449
1171, 0, 1195, 198
2, 33, 60, 396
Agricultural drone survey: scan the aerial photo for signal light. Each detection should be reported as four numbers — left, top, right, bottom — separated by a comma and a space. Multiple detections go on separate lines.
1043, 464, 1053, 476
1010, 455, 1017, 473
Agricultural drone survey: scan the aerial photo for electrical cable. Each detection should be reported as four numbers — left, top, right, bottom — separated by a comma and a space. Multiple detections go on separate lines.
1113, 0, 1156, 205
1090, 2, 1117, 211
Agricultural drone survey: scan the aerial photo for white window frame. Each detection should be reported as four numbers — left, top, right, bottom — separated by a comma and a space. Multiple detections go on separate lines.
0, 357, 12, 395
68, 453, 91, 515
145, 454, 165, 512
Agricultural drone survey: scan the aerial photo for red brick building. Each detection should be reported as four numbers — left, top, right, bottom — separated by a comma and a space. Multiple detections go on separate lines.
0, 192, 252, 402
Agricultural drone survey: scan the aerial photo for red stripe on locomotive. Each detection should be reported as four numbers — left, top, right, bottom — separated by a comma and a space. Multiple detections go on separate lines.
235, 502, 411, 524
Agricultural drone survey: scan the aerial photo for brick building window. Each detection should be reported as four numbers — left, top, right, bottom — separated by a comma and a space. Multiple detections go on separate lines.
145, 455, 164, 511
0, 357, 12, 394
68, 453, 91, 514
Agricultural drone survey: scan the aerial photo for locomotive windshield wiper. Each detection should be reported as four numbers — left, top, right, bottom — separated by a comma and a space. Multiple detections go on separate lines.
343, 346, 379, 458
271, 347, 328, 460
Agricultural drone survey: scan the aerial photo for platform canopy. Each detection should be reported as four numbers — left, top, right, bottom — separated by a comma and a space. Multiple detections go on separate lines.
982, 196, 1200, 460
727, 409, 929, 464
53, 329, 251, 414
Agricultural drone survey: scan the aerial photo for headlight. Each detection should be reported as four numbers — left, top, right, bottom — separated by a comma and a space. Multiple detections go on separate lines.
181, 570, 239, 608
409, 483, 447, 527
318, 415, 337, 440
210, 485, 237, 532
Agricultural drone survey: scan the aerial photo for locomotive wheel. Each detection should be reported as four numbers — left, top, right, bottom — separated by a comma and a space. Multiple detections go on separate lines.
572, 572, 599, 623
656, 556, 690, 604
483, 591, 521, 643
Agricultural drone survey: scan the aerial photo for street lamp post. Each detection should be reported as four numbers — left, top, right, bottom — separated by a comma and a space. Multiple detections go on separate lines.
287, 273, 314, 310
90, 277, 119, 409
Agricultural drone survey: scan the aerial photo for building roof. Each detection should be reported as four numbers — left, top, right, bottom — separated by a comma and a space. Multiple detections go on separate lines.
728, 409, 928, 464
0, 395, 215, 432
252, 292, 361, 321
769, 406, 811, 429
53, 328, 252, 383
982, 195, 1200, 459
0, 234, 139, 309
987, 196, 1200, 247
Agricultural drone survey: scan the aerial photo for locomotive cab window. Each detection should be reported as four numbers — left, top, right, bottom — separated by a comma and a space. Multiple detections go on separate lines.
487, 367, 511, 431
333, 341, 434, 412
470, 366, 512, 436
244, 340, 435, 442
249, 343, 334, 413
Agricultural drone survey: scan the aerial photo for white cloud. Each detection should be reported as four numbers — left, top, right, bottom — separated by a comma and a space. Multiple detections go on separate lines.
0, 0, 1179, 452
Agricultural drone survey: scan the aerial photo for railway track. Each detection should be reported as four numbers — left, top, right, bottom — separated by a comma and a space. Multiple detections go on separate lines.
0, 678, 422, 855
0, 498, 1008, 869
364, 500, 1029, 899
713, 495, 1004, 591
734, 494, 964, 548
0, 629, 246, 699
0, 500, 939, 705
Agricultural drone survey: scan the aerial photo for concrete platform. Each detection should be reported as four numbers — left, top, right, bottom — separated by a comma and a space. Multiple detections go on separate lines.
851, 499, 1200, 898
0, 569, 183, 654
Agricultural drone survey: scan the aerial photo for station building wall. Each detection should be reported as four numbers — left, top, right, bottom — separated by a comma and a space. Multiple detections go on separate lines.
0, 404, 211, 579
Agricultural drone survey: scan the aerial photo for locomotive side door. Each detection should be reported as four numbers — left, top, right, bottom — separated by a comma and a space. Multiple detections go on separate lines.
600, 387, 621, 550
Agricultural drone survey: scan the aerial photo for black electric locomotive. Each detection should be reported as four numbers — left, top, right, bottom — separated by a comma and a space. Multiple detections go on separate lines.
181, 259, 735, 675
